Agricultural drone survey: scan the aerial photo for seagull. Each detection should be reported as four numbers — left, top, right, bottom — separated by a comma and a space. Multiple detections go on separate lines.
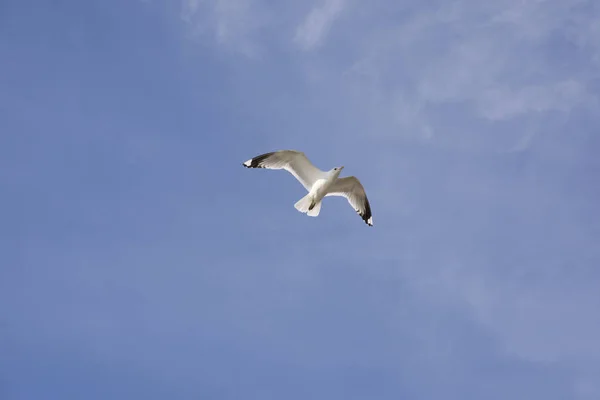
242, 150, 373, 226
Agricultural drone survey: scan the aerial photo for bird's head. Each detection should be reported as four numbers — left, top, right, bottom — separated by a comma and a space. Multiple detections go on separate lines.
331, 166, 344, 176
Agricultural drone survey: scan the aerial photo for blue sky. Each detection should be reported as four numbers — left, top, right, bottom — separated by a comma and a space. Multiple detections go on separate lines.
1, 0, 600, 398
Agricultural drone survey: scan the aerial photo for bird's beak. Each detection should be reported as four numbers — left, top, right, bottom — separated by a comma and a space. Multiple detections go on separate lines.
339, 166, 345, 170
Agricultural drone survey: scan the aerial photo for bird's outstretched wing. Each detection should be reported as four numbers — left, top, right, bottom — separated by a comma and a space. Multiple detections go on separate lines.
243, 150, 326, 191
326, 176, 373, 226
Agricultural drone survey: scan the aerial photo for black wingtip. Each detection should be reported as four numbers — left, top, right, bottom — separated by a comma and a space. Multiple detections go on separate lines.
358, 198, 373, 226
242, 152, 276, 169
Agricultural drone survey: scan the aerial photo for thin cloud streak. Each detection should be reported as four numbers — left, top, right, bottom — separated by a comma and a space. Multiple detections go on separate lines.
294, 0, 346, 50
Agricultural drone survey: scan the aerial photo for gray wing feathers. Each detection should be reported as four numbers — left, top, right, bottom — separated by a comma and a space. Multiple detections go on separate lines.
326, 176, 373, 226
243, 150, 324, 191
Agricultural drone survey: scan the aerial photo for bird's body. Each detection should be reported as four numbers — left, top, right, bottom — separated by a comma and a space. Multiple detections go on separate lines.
243, 150, 373, 226
308, 169, 342, 205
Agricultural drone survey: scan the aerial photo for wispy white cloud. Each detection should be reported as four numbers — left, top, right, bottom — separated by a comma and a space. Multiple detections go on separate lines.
478, 80, 593, 121
294, 0, 346, 50
312, 0, 600, 149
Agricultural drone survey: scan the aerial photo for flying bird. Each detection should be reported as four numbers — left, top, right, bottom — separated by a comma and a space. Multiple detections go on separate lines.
242, 150, 373, 226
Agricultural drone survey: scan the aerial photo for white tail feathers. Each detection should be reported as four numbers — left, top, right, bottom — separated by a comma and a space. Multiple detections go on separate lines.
307, 201, 322, 217
294, 193, 322, 217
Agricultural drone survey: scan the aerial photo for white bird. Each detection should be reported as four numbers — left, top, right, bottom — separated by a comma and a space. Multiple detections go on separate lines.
242, 150, 373, 226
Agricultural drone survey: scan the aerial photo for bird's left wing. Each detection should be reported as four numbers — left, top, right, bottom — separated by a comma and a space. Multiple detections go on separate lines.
326, 176, 373, 226
243, 150, 325, 191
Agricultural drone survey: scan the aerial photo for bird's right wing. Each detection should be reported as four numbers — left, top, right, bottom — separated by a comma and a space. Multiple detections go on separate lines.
243, 150, 325, 191
326, 176, 373, 226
